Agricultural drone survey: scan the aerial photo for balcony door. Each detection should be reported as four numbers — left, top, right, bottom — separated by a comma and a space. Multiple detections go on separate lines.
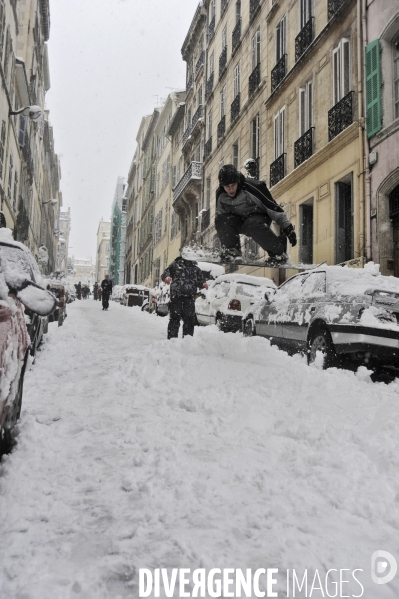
335, 176, 353, 263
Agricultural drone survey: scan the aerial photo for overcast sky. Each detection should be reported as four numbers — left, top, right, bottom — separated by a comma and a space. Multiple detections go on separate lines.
46, 0, 199, 260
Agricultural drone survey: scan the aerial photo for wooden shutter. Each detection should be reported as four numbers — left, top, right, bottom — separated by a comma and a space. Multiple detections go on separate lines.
365, 39, 382, 138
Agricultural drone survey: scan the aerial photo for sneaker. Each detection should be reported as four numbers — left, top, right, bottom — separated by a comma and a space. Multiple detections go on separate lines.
220, 247, 242, 261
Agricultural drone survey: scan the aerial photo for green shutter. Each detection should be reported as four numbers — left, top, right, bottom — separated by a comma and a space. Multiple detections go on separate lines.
365, 39, 382, 138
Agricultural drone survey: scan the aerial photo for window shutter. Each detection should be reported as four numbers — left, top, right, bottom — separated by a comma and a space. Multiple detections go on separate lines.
365, 39, 382, 138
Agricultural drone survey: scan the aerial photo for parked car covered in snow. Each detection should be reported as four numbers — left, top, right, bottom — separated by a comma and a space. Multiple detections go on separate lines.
0, 245, 57, 452
111, 285, 125, 303
243, 263, 399, 372
155, 282, 170, 317
45, 280, 67, 326
0, 229, 50, 358
122, 285, 151, 309
195, 273, 276, 332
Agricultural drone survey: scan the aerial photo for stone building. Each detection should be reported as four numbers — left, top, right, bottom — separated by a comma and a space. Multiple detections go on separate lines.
95, 219, 110, 283
109, 176, 126, 285
57, 205, 70, 276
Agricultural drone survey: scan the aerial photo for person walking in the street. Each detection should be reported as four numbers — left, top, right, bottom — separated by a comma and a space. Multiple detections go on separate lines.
93, 282, 98, 300
100, 274, 112, 310
75, 281, 82, 300
97, 287, 103, 302
215, 164, 297, 264
161, 254, 208, 339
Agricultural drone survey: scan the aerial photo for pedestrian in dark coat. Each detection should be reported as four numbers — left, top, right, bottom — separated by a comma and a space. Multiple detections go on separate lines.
75, 281, 82, 300
215, 164, 297, 263
161, 256, 208, 339
93, 282, 98, 300
100, 274, 112, 310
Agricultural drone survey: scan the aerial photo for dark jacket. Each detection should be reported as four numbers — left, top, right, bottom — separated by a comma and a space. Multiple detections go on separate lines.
161, 257, 206, 299
216, 173, 284, 226
101, 278, 112, 296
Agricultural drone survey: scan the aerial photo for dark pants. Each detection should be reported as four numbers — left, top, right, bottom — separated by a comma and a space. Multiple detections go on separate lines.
102, 293, 110, 310
215, 213, 287, 256
168, 296, 196, 339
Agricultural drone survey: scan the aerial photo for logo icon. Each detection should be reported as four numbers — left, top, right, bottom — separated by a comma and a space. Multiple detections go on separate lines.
371, 551, 397, 585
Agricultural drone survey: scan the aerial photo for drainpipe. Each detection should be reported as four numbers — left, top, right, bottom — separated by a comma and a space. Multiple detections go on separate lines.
360, 0, 371, 260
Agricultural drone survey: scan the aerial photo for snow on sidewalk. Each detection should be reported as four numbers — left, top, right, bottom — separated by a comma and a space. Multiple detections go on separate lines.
0, 299, 399, 598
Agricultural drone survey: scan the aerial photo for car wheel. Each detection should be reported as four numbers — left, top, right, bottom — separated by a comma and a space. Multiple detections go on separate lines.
243, 317, 255, 337
307, 326, 341, 369
216, 314, 227, 333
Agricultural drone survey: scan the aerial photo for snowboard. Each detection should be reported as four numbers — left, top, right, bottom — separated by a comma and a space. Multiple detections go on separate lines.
183, 247, 323, 270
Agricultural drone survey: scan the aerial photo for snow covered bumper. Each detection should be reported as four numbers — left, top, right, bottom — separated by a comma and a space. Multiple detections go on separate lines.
330, 324, 399, 361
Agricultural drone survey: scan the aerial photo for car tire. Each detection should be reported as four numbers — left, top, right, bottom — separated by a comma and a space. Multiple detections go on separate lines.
307, 326, 341, 369
243, 317, 255, 337
216, 314, 227, 333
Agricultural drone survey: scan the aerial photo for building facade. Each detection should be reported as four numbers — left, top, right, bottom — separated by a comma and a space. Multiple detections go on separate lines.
109, 175, 126, 285
95, 219, 110, 283
57, 205, 70, 275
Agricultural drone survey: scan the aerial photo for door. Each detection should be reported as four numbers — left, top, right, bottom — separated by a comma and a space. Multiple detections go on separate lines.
335, 178, 353, 263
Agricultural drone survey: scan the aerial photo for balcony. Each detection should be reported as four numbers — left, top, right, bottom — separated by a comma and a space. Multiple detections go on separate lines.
182, 123, 192, 147
221, 0, 228, 15
208, 16, 215, 40
328, 0, 346, 20
191, 104, 203, 133
201, 210, 210, 231
328, 91, 354, 141
195, 51, 204, 78
204, 137, 212, 160
250, 0, 261, 21
217, 115, 226, 141
232, 18, 241, 54
231, 94, 240, 123
249, 63, 260, 98
186, 74, 193, 97
173, 162, 202, 204
295, 17, 314, 62
270, 153, 286, 187
205, 72, 214, 101
271, 54, 286, 92
219, 45, 227, 79
294, 127, 314, 168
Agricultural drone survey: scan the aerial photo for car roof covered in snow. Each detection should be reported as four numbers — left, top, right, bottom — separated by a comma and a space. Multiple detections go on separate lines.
212, 273, 276, 288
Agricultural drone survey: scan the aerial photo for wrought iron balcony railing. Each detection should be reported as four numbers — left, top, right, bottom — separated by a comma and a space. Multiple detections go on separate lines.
205, 72, 214, 100
294, 127, 314, 168
231, 93, 240, 123
270, 153, 286, 187
217, 115, 226, 141
221, 0, 228, 15
249, 63, 260, 97
182, 123, 192, 147
328, 91, 354, 141
186, 74, 193, 96
208, 16, 215, 40
195, 51, 204, 77
201, 210, 210, 231
219, 45, 227, 78
204, 137, 212, 160
232, 18, 241, 53
271, 54, 286, 91
173, 162, 202, 203
192, 105, 203, 131
250, 0, 261, 21
328, 0, 346, 20
295, 17, 314, 62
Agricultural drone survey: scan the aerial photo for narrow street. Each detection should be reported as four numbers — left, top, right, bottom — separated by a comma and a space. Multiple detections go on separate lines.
1, 301, 399, 598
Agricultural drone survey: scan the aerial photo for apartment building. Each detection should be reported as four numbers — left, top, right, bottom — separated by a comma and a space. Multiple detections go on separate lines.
364, 0, 399, 275
73, 257, 93, 282
0, 0, 61, 274
109, 176, 126, 285
95, 219, 110, 283
57, 205, 70, 275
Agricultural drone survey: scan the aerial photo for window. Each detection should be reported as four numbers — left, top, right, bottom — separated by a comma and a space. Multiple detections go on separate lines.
394, 36, 399, 119
164, 201, 169, 233
233, 143, 239, 169
193, 203, 199, 232
300, 0, 312, 29
0, 1, 5, 64
235, 0, 241, 22
274, 107, 285, 158
233, 61, 240, 97
208, 109, 213, 138
218, 158, 225, 170
251, 115, 260, 160
251, 29, 261, 70
222, 23, 227, 49
333, 38, 350, 104
335, 175, 353, 263
205, 176, 211, 210
7, 152, 13, 202
13, 170, 18, 212
154, 258, 161, 284
0, 120, 6, 180
220, 86, 226, 118
197, 85, 203, 107
299, 80, 313, 136
195, 143, 201, 162
209, 52, 214, 74
275, 16, 286, 63
171, 210, 179, 240
211, 0, 216, 19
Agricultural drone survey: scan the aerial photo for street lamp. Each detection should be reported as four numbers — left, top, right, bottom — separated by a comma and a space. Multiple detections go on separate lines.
42, 199, 58, 206
9, 105, 43, 122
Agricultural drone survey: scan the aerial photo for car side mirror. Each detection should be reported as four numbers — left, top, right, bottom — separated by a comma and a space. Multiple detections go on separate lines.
16, 280, 58, 316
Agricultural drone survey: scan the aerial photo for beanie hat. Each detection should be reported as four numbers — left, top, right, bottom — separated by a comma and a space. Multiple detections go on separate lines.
218, 164, 241, 186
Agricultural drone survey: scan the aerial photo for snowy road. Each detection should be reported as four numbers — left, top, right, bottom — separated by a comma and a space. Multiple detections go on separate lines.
1, 299, 399, 599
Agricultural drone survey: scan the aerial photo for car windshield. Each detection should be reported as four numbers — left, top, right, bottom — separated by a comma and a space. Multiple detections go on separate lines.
236, 283, 260, 297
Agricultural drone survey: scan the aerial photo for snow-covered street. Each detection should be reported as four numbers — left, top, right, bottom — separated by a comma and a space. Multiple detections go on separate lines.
1, 300, 399, 598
